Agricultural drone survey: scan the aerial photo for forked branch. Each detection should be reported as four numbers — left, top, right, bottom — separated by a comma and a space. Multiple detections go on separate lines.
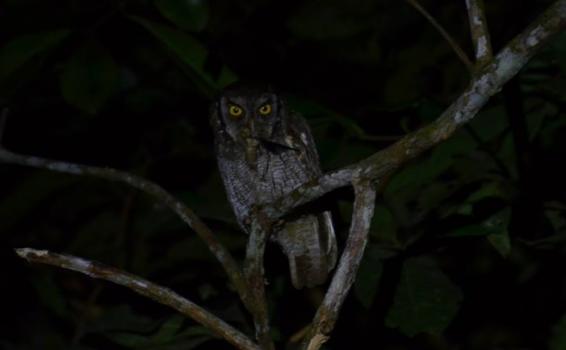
265, 0, 566, 220
4, 1, 566, 349
15, 248, 261, 350
0, 147, 254, 314
303, 180, 377, 350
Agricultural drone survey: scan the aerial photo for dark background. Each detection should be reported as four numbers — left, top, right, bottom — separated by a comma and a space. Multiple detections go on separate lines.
1, 0, 566, 349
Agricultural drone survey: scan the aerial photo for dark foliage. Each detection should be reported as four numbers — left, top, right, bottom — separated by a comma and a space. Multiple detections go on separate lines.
1, 0, 566, 349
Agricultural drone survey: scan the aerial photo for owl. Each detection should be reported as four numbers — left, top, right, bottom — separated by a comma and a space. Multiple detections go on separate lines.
210, 85, 337, 289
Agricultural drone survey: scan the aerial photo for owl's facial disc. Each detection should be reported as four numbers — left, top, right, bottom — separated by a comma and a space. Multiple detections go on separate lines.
218, 89, 284, 148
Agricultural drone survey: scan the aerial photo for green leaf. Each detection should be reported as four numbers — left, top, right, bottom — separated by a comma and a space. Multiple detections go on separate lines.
550, 313, 566, 350
151, 315, 184, 343
484, 208, 511, 258
466, 181, 510, 203
105, 332, 150, 348
288, 0, 375, 40
60, 41, 119, 114
0, 173, 75, 233
445, 208, 511, 257
88, 305, 156, 335
155, 0, 209, 32
445, 224, 495, 238
370, 204, 398, 244
354, 245, 384, 309
386, 256, 462, 337
0, 30, 70, 80
129, 16, 236, 96
29, 272, 69, 318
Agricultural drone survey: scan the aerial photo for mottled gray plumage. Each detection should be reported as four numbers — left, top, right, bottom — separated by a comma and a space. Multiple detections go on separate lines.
210, 86, 337, 289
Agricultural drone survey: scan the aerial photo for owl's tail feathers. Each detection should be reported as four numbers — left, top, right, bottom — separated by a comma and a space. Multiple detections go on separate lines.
275, 212, 337, 289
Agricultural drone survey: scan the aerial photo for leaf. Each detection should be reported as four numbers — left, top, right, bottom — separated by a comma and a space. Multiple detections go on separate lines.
87, 305, 156, 334
151, 315, 184, 343
445, 208, 511, 258
0, 173, 75, 233
104, 332, 150, 348
0, 30, 70, 80
155, 0, 209, 32
60, 41, 119, 114
386, 256, 462, 337
550, 313, 566, 350
29, 272, 69, 318
354, 245, 384, 309
484, 208, 511, 258
370, 204, 398, 244
288, 0, 375, 40
129, 16, 236, 95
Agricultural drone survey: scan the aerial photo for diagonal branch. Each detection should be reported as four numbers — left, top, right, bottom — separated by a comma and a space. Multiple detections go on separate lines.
406, 0, 474, 71
302, 180, 377, 350
465, 0, 493, 66
265, 0, 566, 220
0, 147, 255, 318
14, 248, 261, 350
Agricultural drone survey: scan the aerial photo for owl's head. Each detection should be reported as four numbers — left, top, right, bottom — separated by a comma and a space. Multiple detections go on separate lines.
211, 85, 287, 145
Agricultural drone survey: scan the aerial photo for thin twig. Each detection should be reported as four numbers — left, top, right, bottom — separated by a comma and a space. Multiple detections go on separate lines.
302, 180, 377, 350
465, 0, 493, 66
15, 248, 261, 350
406, 0, 474, 71
0, 148, 254, 316
244, 212, 275, 350
265, 0, 566, 219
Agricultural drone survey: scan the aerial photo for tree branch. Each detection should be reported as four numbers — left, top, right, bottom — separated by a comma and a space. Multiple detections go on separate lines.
465, 0, 493, 66
14, 248, 261, 350
406, 0, 474, 71
4, 1, 566, 349
302, 180, 377, 350
266, 0, 566, 220
0, 147, 256, 318
244, 212, 275, 350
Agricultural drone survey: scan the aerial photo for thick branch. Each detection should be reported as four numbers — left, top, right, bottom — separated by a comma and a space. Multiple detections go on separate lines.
465, 0, 493, 66
406, 0, 474, 71
244, 212, 274, 350
0, 148, 254, 316
266, 0, 566, 219
303, 181, 377, 350
15, 248, 260, 350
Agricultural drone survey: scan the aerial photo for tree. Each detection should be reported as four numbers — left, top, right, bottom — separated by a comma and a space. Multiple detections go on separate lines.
2, 1, 566, 349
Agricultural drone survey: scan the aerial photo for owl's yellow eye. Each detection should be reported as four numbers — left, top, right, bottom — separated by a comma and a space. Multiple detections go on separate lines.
258, 104, 272, 116
228, 104, 243, 118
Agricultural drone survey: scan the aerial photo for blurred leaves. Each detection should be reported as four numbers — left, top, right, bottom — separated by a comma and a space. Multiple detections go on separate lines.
155, 0, 210, 32
60, 41, 120, 114
354, 245, 384, 309
549, 313, 566, 350
386, 256, 462, 337
0, 30, 70, 81
288, 0, 376, 40
29, 272, 69, 318
105, 314, 212, 349
447, 209, 511, 257
130, 16, 236, 97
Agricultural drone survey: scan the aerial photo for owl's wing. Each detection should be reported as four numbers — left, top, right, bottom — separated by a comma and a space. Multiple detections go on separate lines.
287, 111, 322, 176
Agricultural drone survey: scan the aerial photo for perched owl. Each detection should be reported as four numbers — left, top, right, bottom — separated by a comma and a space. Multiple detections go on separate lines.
210, 85, 337, 289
